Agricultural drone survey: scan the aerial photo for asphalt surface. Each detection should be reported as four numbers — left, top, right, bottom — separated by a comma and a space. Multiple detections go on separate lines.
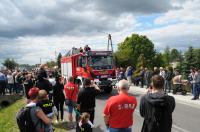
64, 87, 200, 132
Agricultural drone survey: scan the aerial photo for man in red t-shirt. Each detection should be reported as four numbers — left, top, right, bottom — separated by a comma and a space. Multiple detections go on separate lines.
64, 76, 78, 128
103, 79, 137, 132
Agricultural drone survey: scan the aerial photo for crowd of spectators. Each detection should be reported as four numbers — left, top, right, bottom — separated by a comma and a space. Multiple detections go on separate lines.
1, 64, 199, 131
116, 66, 200, 100
0, 66, 59, 96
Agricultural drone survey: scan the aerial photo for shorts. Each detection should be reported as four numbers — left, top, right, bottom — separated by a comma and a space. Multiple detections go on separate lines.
108, 127, 132, 132
67, 105, 74, 113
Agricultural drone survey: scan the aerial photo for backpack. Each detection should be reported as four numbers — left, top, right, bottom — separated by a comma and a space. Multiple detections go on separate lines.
16, 106, 39, 132
146, 100, 172, 132
150, 105, 164, 131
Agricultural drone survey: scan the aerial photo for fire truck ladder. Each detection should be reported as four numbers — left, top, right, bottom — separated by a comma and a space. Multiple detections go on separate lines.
107, 34, 113, 52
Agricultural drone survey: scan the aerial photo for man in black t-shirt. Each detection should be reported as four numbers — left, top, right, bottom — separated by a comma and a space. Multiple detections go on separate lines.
77, 78, 100, 123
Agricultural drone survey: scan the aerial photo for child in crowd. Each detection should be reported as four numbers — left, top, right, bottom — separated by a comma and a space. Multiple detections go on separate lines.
36, 90, 58, 131
77, 112, 94, 132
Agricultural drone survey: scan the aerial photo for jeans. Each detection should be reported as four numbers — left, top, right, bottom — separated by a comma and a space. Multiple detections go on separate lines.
54, 100, 64, 120
108, 127, 132, 132
0, 80, 6, 95
164, 80, 172, 92
193, 83, 200, 98
8, 84, 14, 94
127, 76, 132, 85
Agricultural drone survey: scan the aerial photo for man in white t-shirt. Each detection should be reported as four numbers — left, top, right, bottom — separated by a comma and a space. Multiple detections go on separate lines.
48, 74, 56, 100
7, 71, 14, 94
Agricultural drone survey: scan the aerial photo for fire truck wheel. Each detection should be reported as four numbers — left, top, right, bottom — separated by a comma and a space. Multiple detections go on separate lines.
104, 86, 112, 93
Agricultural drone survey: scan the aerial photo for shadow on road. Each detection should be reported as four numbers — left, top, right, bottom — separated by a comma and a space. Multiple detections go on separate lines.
53, 122, 68, 130
93, 126, 104, 132
53, 122, 105, 131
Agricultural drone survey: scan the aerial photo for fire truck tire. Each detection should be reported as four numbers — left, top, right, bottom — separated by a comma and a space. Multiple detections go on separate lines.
104, 86, 112, 93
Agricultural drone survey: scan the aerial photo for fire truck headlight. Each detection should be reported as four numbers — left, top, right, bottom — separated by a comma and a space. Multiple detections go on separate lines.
108, 78, 112, 81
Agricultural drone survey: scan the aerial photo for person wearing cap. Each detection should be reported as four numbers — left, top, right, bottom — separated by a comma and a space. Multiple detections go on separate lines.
27, 87, 52, 132
103, 79, 137, 132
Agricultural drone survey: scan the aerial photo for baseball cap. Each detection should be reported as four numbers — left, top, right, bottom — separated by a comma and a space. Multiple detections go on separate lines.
28, 87, 40, 99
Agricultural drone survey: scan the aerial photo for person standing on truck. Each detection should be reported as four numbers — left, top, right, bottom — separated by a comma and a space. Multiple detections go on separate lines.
84, 45, 91, 52
79, 47, 83, 53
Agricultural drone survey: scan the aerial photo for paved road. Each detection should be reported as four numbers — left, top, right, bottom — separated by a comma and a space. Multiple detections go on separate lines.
65, 86, 200, 132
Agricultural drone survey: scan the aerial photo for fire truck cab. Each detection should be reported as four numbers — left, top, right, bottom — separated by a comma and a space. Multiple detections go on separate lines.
61, 48, 116, 93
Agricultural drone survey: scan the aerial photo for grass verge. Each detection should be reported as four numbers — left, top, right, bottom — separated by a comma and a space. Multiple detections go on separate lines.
0, 98, 25, 132
0, 98, 70, 132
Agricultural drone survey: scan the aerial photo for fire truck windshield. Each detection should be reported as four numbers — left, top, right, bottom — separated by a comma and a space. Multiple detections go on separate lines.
88, 56, 113, 70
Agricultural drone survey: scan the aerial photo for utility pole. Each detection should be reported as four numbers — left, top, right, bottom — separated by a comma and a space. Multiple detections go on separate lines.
40, 58, 42, 65
55, 50, 57, 61
107, 34, 113, 52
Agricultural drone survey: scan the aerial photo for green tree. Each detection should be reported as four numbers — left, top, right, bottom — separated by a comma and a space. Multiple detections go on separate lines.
2, 58, 18, 69
162, 46, 170, 66
170, 48, 179, 62
176, 50, 184, 72
152, 52, 165, 68
193, 48, 200, 68
115, 34, 155, 68
57, 53, 62, 68
46, 61, 57, 68
182, 46, 196, 75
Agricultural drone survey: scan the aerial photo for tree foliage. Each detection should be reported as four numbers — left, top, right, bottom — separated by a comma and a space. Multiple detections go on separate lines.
152, 52, 165, 68
162, 46, 170, 66
114, 34, 199, 74
193, 49, 200, 69
46, 61, 57, 68
182, 46, 196, 75
170, 48, 180, 62
57, 52, 62, 68
2, 58, 18, 70
115, 34, 155, 68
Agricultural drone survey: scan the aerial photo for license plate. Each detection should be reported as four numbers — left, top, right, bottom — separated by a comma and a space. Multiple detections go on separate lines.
101, 75, 108, 78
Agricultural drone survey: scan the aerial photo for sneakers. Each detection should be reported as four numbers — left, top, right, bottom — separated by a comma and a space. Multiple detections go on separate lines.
191, 97, 198, 100
61, 119, 65, 122
54, 120, 59, 124
68, 122, 75, 129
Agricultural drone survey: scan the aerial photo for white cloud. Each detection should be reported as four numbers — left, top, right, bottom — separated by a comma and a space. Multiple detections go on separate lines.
139, 23, 200, 50
1, 0, 200, 65
155, 0, 200, 25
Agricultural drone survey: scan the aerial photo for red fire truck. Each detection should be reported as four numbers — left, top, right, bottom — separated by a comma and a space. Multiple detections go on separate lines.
61, 48, 116, 93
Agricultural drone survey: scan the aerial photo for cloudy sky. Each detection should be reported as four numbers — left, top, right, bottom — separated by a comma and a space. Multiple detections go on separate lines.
0, 0, 200, 65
